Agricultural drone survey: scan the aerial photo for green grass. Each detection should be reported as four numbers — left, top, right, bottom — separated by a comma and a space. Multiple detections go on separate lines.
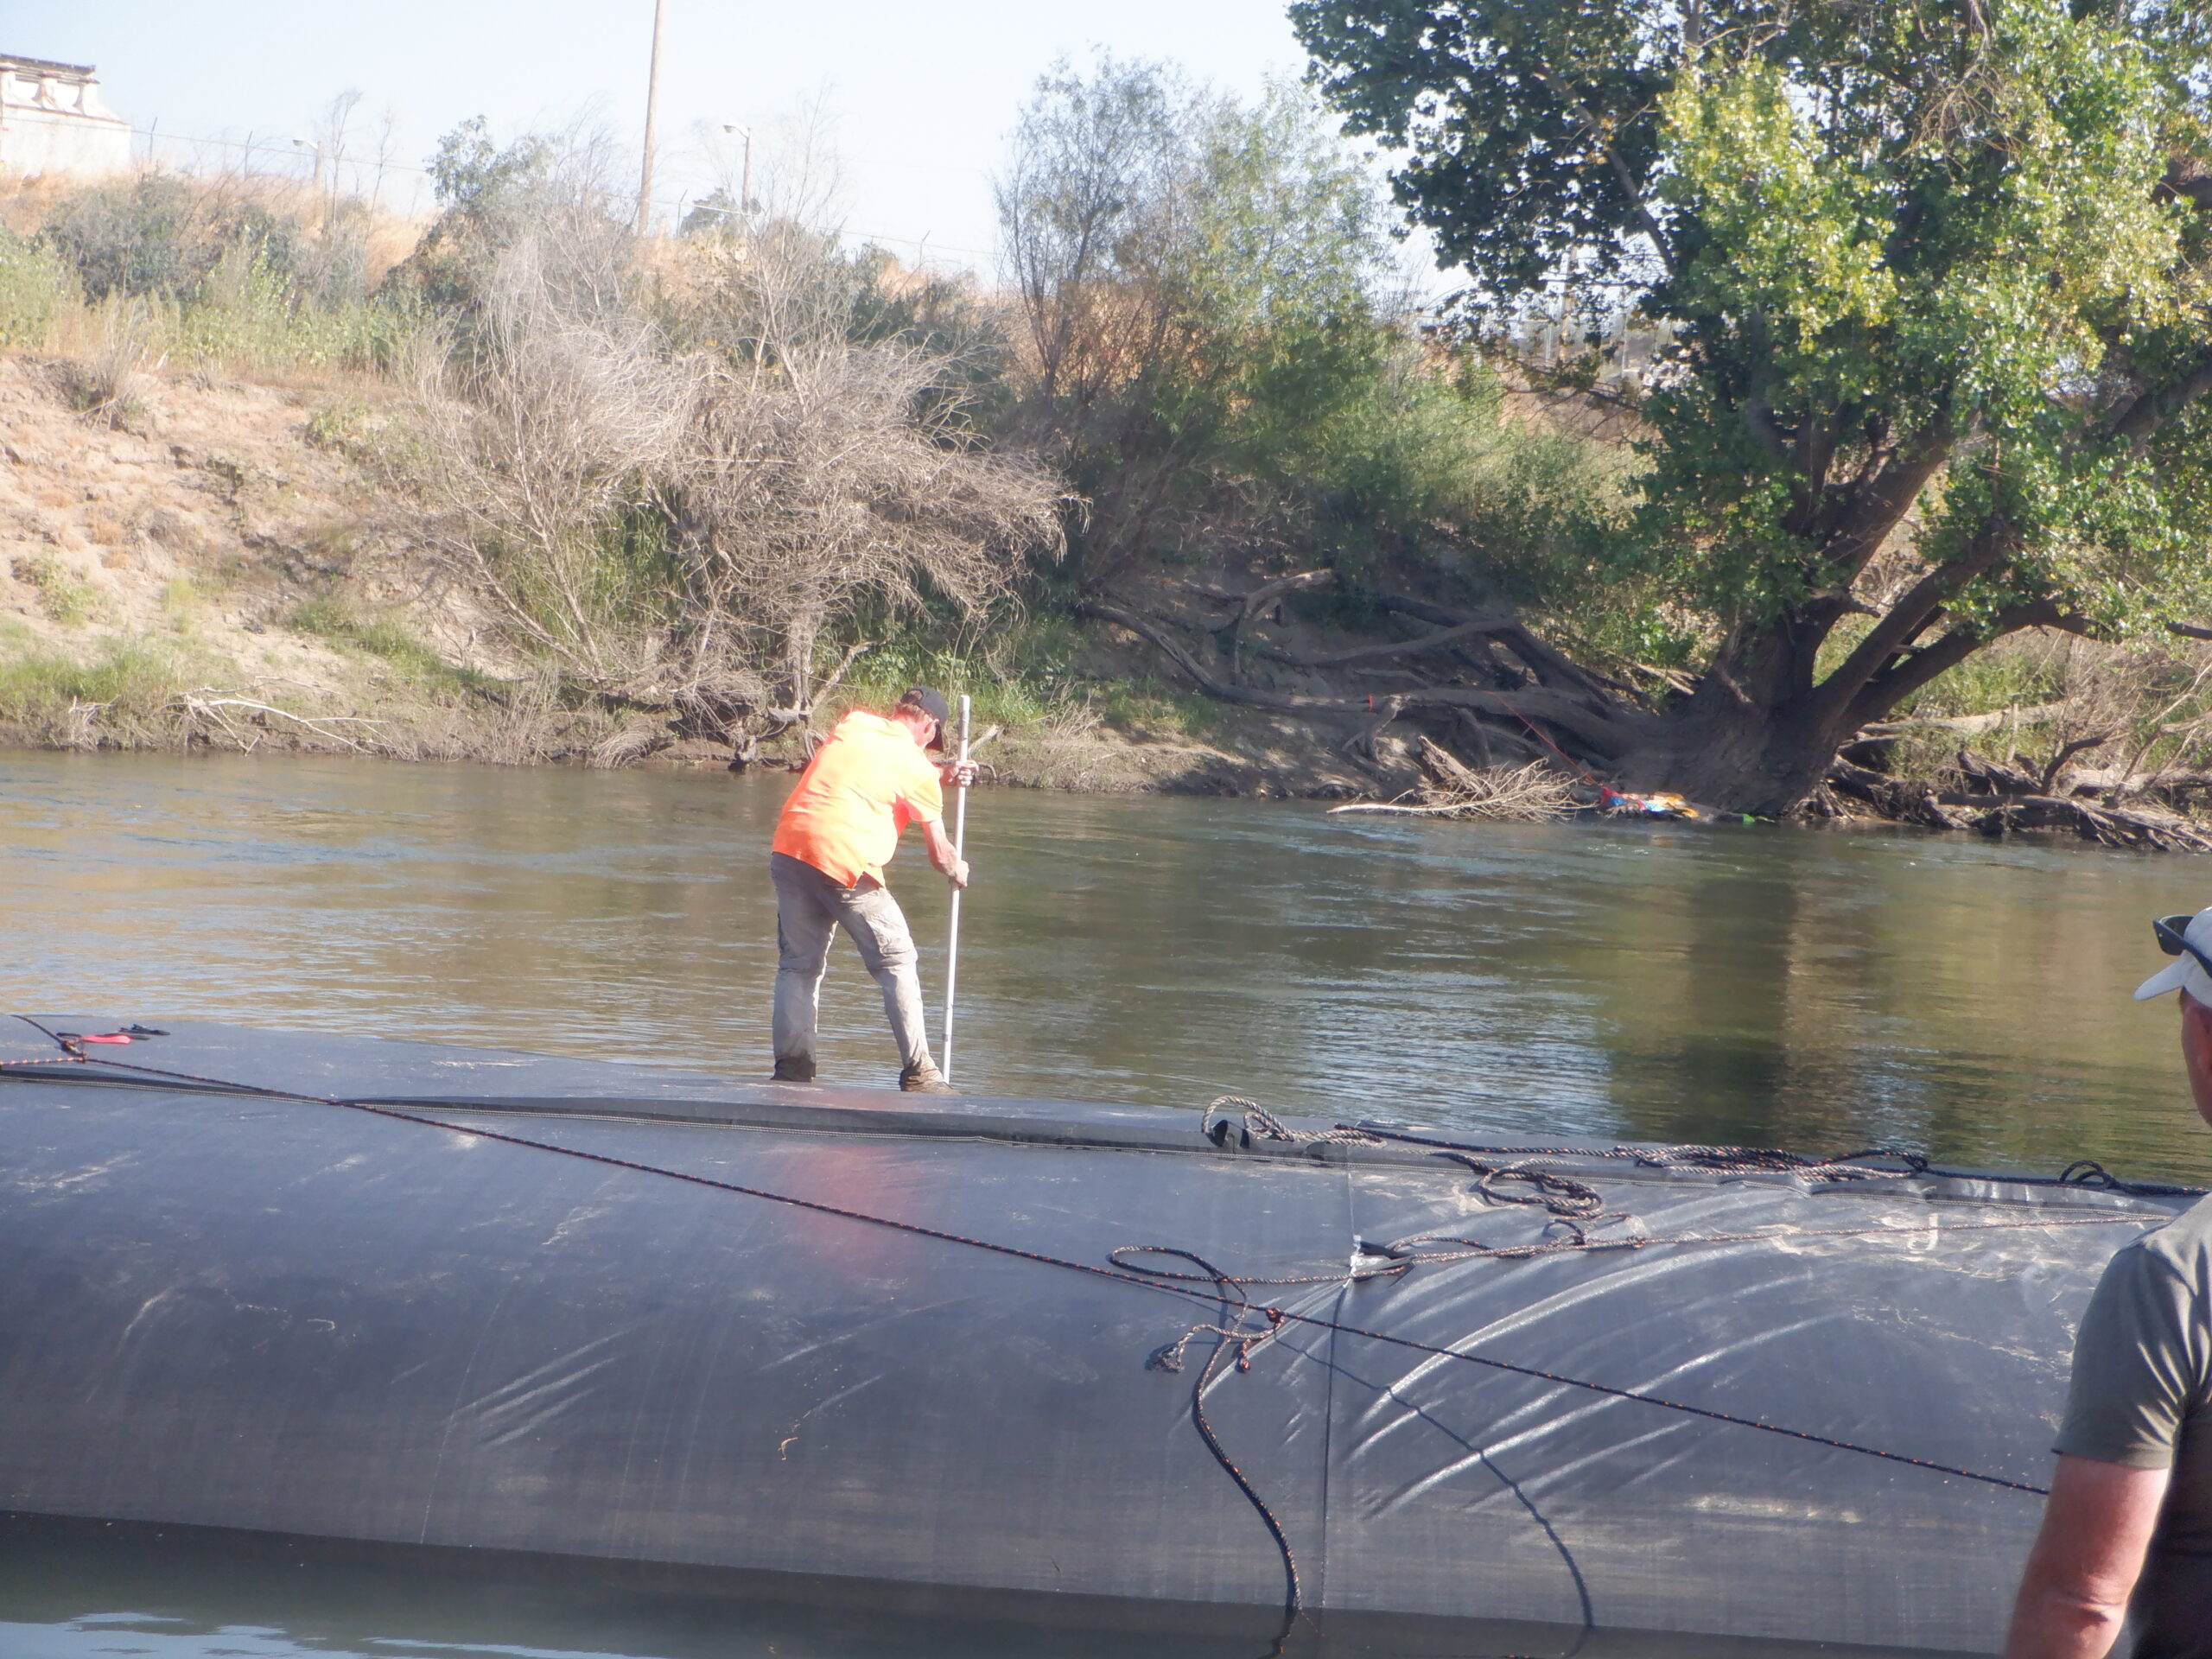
8, 552, 102, 626
288, 593, 505, 700
0, 633, 193, 741
0, 232, 67, 349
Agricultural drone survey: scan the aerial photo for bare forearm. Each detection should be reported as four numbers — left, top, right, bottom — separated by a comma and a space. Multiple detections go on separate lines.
2002, 1458, 2167, 1659
2003, 1578, 2129, 1659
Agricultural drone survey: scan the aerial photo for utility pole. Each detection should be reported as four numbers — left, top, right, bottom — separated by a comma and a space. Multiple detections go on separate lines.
635, 0, 667, 237
721, 124, 753, 216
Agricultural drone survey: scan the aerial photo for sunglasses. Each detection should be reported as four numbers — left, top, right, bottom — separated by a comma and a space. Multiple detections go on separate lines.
2155, 914, 2212, 978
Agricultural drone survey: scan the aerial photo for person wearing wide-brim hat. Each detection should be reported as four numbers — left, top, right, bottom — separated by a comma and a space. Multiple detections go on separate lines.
2006, 906, 2212, 1657
767, 688, 973, 1093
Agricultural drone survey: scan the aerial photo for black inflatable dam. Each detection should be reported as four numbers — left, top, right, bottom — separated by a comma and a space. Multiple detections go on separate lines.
0, 1017, 2183, 1656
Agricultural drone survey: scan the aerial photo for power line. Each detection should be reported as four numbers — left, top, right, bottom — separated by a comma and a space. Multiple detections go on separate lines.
132, 125, 431, 180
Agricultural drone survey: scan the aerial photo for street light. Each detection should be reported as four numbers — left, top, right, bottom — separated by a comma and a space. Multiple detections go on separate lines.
289, 136, 322, 193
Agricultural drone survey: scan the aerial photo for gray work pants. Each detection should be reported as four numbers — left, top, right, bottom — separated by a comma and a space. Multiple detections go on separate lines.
770, 851, 932, 1071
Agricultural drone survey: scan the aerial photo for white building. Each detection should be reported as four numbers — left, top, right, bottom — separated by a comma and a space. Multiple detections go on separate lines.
0, 55, 131, 181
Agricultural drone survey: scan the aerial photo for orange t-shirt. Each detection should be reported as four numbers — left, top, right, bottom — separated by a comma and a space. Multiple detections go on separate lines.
772, 711, 944, 887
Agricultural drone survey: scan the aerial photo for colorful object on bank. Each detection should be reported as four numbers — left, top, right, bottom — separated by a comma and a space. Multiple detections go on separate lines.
1599, 786, 1701, 820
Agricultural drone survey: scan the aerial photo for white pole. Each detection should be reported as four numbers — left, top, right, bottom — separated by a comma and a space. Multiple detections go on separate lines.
941, 695, 972, 1083
635, 0, 667, 237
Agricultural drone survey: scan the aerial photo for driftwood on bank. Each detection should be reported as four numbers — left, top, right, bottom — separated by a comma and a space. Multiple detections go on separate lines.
1972, 795, 2212, 853
1819, 752, 2212, 851
1327, 737, 1580, 823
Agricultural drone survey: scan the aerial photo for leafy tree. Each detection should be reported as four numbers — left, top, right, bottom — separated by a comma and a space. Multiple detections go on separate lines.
381, 118, 618, 319
999, 60, 1611, 597
1294, 0, 2212, 811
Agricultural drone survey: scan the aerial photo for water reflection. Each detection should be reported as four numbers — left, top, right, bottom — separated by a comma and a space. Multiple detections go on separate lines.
2, 749, 2208, 1187
0, 1517, 1945, 1658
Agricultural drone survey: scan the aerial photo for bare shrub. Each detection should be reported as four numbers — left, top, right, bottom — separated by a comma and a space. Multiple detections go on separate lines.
405, 231, 696, 683
658, 226, 1064, 732
60, 293, 162, 428
403, 191, 1065, 744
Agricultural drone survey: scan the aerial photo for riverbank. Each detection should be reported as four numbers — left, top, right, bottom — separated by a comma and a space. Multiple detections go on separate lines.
0, 352, 1414, 796
10, 348, 2212, 844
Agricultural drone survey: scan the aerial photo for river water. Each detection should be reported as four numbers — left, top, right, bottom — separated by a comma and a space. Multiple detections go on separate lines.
4, 747, 2210, 1656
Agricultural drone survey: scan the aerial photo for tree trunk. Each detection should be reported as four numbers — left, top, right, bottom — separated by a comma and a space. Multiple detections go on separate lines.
1606, 701, 1854, 817
1083, 588, 2005, 819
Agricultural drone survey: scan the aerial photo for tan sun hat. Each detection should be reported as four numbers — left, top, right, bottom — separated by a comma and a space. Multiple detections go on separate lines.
2136, 906, 2212, 1002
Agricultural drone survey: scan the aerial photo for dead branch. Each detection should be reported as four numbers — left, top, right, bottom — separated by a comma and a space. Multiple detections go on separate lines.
2041, 732, 2116, 796
1329, 741, 1578, 822
1973, 795, 2212, 854
807, 639, 877, 713
1268, 613, 1522, 671
1860, 702, 2068, 736
1373, 593, 1627, 706
168, 691, 385, 753
404, 223, 1065, 747
1195, 569, 1339, 681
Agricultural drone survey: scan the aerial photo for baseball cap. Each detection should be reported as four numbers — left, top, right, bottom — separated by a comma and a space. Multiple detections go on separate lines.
898, 686, 950, 750
2137, 906, 2212, 1002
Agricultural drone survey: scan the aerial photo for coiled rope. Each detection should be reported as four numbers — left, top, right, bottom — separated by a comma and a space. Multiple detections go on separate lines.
1204, 1096, 2208, 1200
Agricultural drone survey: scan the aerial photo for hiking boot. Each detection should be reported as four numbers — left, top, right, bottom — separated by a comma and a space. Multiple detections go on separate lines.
772, 1056, 817, 1084
899, 1062, 955, 1095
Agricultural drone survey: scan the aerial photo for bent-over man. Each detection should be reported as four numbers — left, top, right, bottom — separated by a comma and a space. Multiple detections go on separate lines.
2005, 905, 2212, 1658
768, 687, 970, 1093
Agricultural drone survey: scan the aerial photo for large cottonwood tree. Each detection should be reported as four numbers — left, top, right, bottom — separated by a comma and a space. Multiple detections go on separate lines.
1293, 0, 2212, 812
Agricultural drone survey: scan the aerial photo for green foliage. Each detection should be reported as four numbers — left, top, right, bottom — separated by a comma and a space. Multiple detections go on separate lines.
20, 173, 429, 377
10, 553, 101, 626
1001, 60, 1621, 598
39, 175, 297, 304
382, 118, 593, 317
0, 227, 67, 347
160, 575, 200, 632
0, 634, 183, 727
287, 592, 503, 698
830, 608, 1229, 744
1295, 0, 2212, 756
162, 248, 391, 372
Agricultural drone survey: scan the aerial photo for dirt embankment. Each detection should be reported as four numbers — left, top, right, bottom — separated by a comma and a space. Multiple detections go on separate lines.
0, 357, 1398, 797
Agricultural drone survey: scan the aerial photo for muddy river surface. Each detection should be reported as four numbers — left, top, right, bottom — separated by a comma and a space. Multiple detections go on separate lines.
4, 747, 2210, 1656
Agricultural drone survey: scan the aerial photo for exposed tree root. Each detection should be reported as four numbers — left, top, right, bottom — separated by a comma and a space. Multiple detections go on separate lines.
1083, 578, 2212, 849
1813, 749, 2212, 851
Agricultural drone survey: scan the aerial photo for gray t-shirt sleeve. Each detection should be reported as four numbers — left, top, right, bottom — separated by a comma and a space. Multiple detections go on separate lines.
2056, 1242, 2209, 1470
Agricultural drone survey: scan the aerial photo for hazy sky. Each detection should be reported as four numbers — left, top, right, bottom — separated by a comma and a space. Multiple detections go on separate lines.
16, 1, 1345, 275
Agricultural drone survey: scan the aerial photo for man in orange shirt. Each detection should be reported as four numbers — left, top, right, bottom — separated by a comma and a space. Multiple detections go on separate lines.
770, 687, 973, 1092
